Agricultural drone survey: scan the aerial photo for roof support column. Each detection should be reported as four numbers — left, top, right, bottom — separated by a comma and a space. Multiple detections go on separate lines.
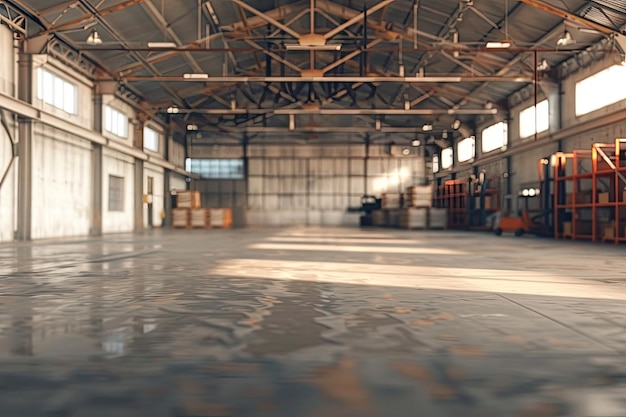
134, 122, 145, 231
16, 51, 33, 240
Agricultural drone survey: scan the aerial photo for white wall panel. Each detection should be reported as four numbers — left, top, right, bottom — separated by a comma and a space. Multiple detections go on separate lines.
144, 163, 164, 228
102, 149, 134, 234
0, 25, 15, 96
31, 125, 92, 239
170, 173, 187, 192
0, 117, 16, 241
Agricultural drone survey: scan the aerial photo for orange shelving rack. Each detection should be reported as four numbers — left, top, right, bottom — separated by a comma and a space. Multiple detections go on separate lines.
553, 138, 626, 243
434, 179, 468, 229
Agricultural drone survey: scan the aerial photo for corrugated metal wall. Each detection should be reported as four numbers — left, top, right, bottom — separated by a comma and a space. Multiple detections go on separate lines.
190, 143, 426, 227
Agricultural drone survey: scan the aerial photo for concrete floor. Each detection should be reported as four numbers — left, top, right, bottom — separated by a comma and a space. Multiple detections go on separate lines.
1, 227, 626, 416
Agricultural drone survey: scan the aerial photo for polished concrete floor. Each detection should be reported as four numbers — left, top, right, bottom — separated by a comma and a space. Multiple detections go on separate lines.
1, 227, 626, 416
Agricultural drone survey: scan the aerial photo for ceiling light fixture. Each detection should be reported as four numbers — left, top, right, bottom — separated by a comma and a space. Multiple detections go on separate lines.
422, 124, 433, 132
537, 59, 550, 71
187, 124, 199, 131
166, 106, 179, 114
183, 73, 209, 79
556, 30, 576, 47
285, 44, 342, 51
452, 119, 461, 130
412, 139, 421, 147
86, 30, 102, 45
147, 42, 177, 48
486, 41, 512, 48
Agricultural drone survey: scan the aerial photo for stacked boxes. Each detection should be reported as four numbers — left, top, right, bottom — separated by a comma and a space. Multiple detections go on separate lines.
209, 208, 233, 228
172, 190, 232, 229
381, 193, 402, 209
405, 185, 432, 208
176, 191, 201, 209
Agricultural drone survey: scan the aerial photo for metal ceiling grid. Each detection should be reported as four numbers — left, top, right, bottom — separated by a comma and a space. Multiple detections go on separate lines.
2, 0, 625, 143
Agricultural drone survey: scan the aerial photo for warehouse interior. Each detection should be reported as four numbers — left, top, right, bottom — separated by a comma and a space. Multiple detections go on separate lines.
1, 0, 626, 415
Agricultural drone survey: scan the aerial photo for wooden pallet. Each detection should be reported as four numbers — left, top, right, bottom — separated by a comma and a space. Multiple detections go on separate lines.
172, 208, 191, 228
208, 208, 233, 228
176, 190, 201, 209
190, 208, 211, 228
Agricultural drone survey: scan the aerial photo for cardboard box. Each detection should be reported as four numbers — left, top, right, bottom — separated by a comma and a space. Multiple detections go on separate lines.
598, 192, 610, 204
563, 222, 572, 236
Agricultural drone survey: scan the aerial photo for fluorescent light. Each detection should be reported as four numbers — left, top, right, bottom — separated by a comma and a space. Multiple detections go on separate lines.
187, 124, 198, 131
183, 73, 209, 79
486, 41, 512, 48
147, 42, 177, 48
166, 106, 179, 114
285, 44, 342, 51
412, 139, 421, 147
422, 124, 433, 132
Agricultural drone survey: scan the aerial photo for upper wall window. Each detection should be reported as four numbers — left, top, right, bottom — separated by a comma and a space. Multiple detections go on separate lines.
105, 105, 128, 138
482, 121, 508, 153
457, 136, 475, 163
144, 126, 159, 152
185, 159, 244, 179
576, 64, 626, 116
519, 99, 549, 138
36, 68, 77, 114
441, 148, 453, 170
432, 155, 440, 173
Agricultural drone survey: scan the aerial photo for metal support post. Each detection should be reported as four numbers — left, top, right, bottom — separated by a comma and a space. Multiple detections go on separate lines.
91, 143, 103, 236
134, 158, 144, 231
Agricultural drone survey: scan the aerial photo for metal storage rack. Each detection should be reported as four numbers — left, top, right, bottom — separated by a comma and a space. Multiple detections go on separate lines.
554, 138, 626, 243
434, 179, 468, 229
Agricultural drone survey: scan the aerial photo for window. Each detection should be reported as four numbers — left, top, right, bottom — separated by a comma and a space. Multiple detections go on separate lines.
36, 68, 77, 114
482, 122, 508, 153
105, 105, 129, 138
457, 136, 475, 163
441, 148, 453, 170
432, 155, 440, 173
185, 159, 244, 179
519, 100, 549, 138
576, 64, 626, 116
108, 175, 124, 212
144, 126, 159, 152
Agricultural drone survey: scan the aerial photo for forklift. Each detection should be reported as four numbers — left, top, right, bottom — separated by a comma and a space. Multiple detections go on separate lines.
494, 157, 554, 237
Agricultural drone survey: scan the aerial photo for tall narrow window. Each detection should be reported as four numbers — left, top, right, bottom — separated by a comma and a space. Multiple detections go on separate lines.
576, 64, 626, 116
482, 122, 508, 153
457, 136, 475, 163
104, 105, 128, 138
441, 148, 453, 170
36, 68, 77, 114
432, 155, 440, 173
519, 99, 549, 138
108, 175, 124, 212
144, 126, 159, 152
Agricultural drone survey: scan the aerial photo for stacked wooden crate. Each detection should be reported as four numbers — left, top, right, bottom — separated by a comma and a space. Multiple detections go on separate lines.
190, 208, 211, 228
405, 185, 432, 208
209, 208, 233, 228
398, 185, 447, 230
172, 191, 201, 228
381, 193, 402, 209
172, 190, 234, 229
398, 208, 428, 229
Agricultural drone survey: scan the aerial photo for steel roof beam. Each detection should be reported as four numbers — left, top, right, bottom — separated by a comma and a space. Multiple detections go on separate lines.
228, 0, 301, 39
121, 75, 533, 83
